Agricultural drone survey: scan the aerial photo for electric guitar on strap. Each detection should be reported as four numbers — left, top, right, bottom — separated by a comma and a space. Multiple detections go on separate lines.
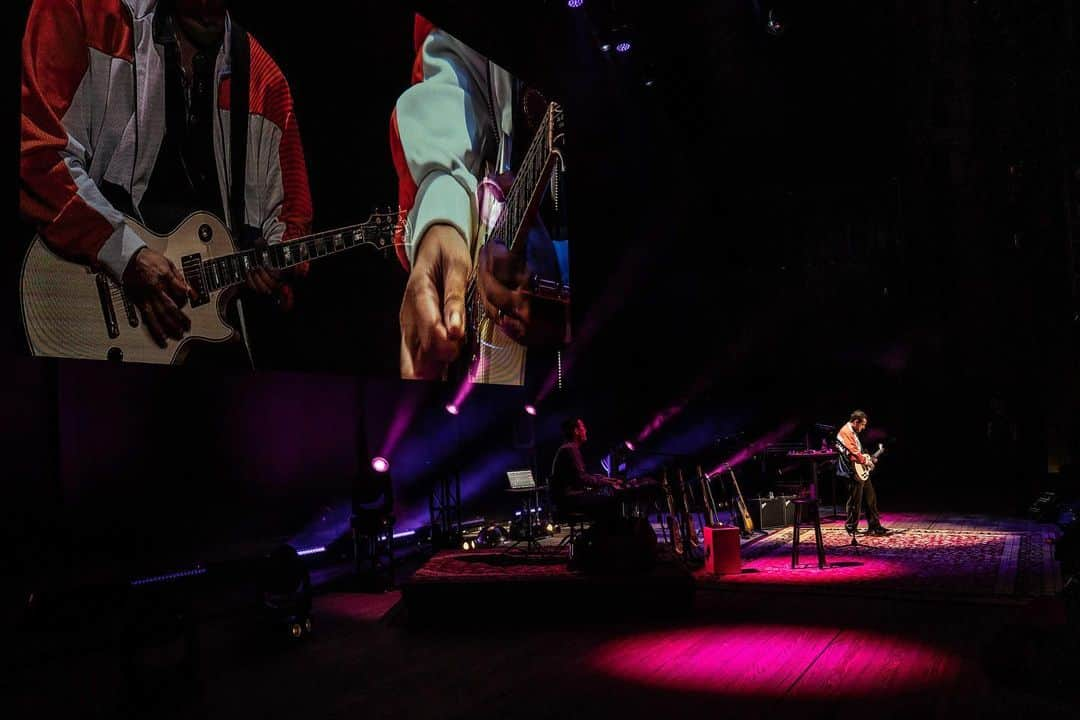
462, 101, 571, 385
851, 444, 885, 483
21, 208, 402, 364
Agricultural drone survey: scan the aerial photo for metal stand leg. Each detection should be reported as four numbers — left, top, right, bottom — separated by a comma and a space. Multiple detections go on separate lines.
792, 504, 801, 568
813, 505, 826, 568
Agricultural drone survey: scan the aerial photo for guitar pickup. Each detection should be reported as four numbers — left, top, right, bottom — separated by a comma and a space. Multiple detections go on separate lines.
180, 253, 210, 307
528, 275, 571, 303
95, 273, 120, 339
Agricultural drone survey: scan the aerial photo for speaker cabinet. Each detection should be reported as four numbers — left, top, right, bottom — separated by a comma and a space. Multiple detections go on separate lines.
750, 496, 795, 529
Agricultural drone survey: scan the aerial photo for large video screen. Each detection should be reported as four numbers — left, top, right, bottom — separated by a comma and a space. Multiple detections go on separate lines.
17, 2, 570, 385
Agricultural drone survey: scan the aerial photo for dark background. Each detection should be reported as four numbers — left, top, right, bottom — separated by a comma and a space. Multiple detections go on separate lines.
5, 1, 1079, 591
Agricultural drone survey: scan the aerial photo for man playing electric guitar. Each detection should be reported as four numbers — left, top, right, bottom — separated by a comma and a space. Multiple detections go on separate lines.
20, 0, 312, 366
836, 410, 889, 537
390, 16, 569, 382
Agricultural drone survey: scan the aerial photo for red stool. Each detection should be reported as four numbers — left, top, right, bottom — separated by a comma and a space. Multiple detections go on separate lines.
703, 526, 742, 574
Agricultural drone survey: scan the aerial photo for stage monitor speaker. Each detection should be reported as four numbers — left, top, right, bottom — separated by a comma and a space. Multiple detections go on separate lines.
750, 496, 795, 529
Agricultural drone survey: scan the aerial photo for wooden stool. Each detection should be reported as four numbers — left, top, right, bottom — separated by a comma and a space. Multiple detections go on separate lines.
791, 498, 826, 569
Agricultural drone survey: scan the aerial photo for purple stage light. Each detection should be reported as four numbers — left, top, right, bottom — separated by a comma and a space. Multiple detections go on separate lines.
296, 546, 326, 557
371, 456, 390, 473
445, 404, 459, 416
567, 0, 584, 7
130, 566, 207, 586
616, 41, 631, 53
524, 405, 537, 416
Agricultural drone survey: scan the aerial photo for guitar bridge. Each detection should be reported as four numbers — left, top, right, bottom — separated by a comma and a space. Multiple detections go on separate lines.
528, 275, 571, 303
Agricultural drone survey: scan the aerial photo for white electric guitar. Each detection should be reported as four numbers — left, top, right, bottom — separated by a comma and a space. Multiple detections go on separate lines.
460, 101, 570, 385
20, 209, 401, 365
853, 443, 886, 483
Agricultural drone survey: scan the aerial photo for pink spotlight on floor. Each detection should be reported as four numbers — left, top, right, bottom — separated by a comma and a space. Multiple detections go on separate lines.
371, 456, 390, 473
524, 405, 537, 416
589, 624, 959, 699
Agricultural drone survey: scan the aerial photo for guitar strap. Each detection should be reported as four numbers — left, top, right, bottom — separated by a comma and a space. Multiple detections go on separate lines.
227, 19, 257, 370
229, 19, 250, 246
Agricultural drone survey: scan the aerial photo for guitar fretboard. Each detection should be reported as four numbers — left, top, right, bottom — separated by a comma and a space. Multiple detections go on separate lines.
193, 216, 397, 294
487, 103, 560, 254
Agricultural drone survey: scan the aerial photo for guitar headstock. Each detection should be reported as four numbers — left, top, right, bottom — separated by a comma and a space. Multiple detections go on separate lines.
364, 206, 407, 250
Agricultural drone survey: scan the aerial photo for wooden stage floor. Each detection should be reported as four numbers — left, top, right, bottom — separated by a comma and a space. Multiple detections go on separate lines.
11, 512, 1077, 719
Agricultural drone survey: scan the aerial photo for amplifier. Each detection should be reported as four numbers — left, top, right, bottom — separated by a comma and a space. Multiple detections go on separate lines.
749, 496, 795, 529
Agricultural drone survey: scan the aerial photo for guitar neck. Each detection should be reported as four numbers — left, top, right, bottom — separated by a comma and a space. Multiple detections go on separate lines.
197, 217, 396, 294
487, 102, 562, 256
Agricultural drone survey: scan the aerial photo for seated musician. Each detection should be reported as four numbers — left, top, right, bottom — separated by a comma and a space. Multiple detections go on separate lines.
549, 418, 623, 528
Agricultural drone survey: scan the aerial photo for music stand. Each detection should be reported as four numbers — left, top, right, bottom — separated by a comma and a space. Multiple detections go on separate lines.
506, 469, 542, 552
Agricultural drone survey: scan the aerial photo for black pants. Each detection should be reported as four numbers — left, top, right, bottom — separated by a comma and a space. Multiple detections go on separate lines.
845, 476, 882, 532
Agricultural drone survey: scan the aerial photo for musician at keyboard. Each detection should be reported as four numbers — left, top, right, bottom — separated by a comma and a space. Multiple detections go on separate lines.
550, 418, 623, 527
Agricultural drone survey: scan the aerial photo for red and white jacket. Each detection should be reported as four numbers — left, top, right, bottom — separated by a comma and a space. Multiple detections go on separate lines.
389, 15, 515, 270
20, 0, 313, 284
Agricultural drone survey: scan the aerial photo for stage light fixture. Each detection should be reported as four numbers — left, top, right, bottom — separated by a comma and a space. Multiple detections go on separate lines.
256, 545, 312, 640
600, 43, 611, 52
766, 9, 785, 36
445, 404, 459, 416
624, 440, 636, 451
371, 456, 390, 473
616, 41, 631, 53
524, 404, 537, 416
567, 0, 584, 7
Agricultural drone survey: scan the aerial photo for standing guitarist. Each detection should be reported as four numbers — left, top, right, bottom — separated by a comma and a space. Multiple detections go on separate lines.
837, 410, 889, 537
19, 0, 312, 364
390, 15, 568, 381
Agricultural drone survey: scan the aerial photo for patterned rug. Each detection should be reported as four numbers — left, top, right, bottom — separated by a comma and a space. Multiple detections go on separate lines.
696, 525, 1058, 599
408, 544, 686, 583
409, 546, 580, 583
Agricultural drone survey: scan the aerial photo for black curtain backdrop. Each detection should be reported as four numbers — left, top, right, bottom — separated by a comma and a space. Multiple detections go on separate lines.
5, 2, 1079, 591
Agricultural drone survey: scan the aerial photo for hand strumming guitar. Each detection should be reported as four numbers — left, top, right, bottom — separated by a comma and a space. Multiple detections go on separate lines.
122, 247, 195, 347
400, 223, 471, 379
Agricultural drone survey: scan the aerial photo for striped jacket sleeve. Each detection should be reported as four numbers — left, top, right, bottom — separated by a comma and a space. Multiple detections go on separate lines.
20, 0, 145, 283
837, 424, 866, 464
389, 17, 494, 269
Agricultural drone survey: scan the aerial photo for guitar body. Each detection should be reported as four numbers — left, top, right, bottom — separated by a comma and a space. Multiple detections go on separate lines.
468, 173, 528, 385
730, 471, 754, 535
853, 444, 885, 484
21, 212, 237, 364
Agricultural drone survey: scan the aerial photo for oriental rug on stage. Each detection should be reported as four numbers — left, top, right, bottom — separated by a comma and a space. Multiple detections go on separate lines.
696, 525, 1059, 599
